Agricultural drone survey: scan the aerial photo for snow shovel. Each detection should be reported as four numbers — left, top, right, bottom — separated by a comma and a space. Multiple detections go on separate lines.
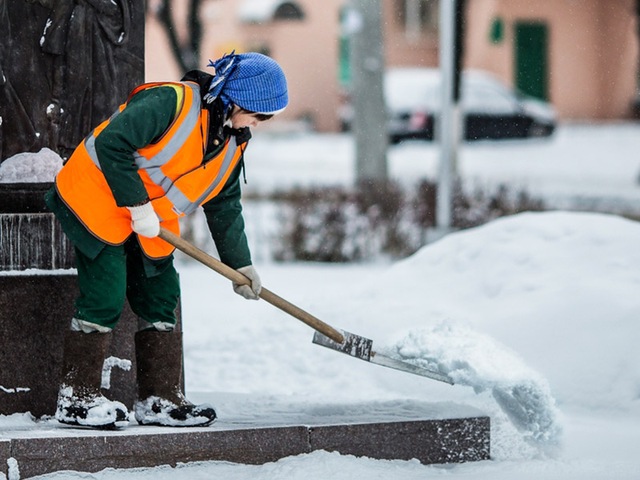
158, 227, 453, 384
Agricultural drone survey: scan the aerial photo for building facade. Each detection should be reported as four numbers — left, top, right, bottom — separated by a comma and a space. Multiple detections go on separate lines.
466, 0, 639, 120
145, 0, 639, 131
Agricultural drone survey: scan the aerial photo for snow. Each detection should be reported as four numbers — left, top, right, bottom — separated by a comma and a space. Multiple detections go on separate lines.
133, 396, 216, 427
55, 387, 129, 429
0, 148, 62, 183
391, 322, 561, 447
2, 124, 640, 478
101, 357, 132, 391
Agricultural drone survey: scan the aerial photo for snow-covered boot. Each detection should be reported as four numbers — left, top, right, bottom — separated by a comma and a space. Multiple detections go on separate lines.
55, 331, 129, 429
134, 330, 216, 427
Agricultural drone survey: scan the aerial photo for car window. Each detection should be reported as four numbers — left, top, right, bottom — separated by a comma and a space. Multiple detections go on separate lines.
463, 83, 519, 114
385, 71, 439, 111
383, 69, 525, 115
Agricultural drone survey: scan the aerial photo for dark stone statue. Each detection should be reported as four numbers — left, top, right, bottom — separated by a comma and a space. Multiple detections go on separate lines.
0, 0, 144, 161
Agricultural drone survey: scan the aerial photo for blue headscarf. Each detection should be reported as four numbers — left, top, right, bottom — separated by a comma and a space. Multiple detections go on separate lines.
205, 52, 289, 114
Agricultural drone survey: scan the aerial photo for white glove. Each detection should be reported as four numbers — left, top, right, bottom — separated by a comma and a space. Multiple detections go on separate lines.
233, 265, 262, 300
127, 202, 160, 238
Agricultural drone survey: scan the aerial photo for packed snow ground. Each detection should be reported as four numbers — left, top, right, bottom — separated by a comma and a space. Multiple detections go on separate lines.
1, 124, 640, 479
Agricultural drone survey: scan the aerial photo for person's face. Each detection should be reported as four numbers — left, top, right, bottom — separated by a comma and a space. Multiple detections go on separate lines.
229, 106, 273, 129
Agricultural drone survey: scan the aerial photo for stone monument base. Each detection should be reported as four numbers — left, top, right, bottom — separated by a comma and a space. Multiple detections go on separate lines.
0, 272, 139, 417
0, 182, 181, 417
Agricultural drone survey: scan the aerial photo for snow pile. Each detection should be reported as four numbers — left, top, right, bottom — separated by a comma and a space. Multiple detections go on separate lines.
389, 322, 561, 447
0, 412, 35, 428
369, 211, 640, 413
0, 148, 63, 183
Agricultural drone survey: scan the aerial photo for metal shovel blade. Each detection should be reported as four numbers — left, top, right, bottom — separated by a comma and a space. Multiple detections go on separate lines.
312, 330, 454, 385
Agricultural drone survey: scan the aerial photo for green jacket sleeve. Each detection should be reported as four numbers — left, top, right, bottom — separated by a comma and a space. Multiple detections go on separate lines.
94, 87, 177, 207
45, 87, 177, 260
201, 164, 252, 269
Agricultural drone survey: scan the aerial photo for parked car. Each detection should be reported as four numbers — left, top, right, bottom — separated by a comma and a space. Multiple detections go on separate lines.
342, 68, 557, 144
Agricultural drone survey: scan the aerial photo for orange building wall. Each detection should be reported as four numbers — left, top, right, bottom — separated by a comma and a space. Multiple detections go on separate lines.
145, 0, 640, 130
465, 0, 639, 120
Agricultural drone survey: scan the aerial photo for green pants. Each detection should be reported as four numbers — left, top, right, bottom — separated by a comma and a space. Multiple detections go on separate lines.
74, 238, 180, 330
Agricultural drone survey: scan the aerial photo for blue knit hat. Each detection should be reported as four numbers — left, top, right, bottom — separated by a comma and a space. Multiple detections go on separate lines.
205, 52, 288, 114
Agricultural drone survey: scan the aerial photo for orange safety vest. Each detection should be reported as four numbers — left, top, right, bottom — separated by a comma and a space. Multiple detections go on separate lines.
55, 81, 246, 259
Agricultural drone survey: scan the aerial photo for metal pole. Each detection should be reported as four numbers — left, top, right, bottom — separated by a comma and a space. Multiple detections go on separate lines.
436, 0, 460, 233
350, 0, 388, 184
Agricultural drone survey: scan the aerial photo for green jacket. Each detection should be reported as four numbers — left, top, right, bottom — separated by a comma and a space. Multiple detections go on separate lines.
45, 84, 252, 270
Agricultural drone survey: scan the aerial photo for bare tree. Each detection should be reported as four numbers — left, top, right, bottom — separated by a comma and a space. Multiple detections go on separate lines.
151, 0, 204, 72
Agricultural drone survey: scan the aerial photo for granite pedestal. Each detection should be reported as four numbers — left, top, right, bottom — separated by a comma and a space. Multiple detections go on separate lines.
0, 183, 144, 416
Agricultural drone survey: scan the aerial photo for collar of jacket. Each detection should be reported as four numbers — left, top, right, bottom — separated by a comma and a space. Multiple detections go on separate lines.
181, 70, 251, 151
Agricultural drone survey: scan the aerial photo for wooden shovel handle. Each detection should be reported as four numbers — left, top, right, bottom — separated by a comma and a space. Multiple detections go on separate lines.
158, 228, 345, 344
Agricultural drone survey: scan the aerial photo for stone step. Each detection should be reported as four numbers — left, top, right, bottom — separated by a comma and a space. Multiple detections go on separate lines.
0, 415, 490, 478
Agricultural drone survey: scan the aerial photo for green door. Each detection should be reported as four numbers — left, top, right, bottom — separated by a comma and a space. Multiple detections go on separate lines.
514, 22, 549, 101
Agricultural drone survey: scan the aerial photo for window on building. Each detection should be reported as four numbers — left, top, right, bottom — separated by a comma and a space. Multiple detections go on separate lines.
274, 2, 305, 20
395, 0, 439, 36
339, 7, 353, 87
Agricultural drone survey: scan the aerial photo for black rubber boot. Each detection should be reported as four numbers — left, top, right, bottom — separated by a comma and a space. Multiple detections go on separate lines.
55, 331, 129, 429
134, 330, 216, 427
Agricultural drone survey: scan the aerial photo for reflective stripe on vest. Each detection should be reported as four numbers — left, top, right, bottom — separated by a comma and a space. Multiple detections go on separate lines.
84, 122, 239, 218
161, 136, 239, 216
